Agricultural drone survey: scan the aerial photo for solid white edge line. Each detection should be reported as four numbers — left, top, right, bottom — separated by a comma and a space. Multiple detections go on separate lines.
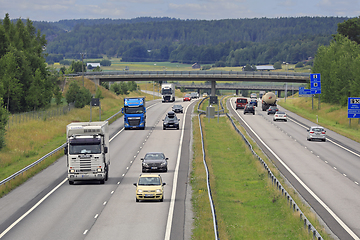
230, 98, 360, 240
0, 178, 68, 238
164, 102, 190, 240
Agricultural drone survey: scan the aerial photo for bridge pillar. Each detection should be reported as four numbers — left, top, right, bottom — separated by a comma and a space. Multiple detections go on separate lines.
211, 81, 216, 96
236, 89, 239, 95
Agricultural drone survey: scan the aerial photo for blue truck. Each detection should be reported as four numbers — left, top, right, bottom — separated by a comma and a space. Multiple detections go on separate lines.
122, 97, 146, 130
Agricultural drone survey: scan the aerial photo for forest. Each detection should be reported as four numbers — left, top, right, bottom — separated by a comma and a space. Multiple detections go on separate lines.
38, 17, 349, 66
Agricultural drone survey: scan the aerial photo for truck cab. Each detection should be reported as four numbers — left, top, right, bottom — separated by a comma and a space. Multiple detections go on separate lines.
122, 97, 146, 130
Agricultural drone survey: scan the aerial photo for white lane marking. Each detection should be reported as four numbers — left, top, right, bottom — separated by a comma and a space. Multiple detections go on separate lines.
94, 214, 99, 219
288, 117, 360, 158
164, 103, 190, 240
0, 178, 68, 238
230, 99, 360, 240
83, 230, 88, 235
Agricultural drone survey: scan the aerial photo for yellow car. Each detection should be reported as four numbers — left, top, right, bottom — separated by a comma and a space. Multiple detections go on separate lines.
133, 174, 166, 202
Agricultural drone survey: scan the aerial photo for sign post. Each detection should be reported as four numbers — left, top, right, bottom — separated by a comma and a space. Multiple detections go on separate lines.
348, 97, 360, 127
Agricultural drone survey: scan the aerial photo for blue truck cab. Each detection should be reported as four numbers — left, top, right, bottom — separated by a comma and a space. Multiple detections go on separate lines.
122, 97, 146, 130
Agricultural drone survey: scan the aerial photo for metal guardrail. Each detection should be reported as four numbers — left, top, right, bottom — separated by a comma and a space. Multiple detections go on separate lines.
226, 113, 323, 240
197, 97, 323, 239
0, 110, 123, 187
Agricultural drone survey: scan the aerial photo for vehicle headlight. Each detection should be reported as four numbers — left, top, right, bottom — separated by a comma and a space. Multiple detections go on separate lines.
161, 161, 167, 166
97, 168, 102, 172
142, 163, 149, 167
69, 169, 75, 173
137, 189, 143, 193
156, 189, 162, 193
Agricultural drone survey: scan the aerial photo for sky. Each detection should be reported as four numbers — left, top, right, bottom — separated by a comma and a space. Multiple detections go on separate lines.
1, 0, 359, 22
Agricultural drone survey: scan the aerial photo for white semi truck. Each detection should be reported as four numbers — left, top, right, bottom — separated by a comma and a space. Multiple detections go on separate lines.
161, 83, 175, 102
65, 121, 110, 185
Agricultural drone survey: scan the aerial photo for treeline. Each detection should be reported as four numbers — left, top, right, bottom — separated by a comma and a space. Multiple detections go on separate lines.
40, 17, 349, 65
313, 17, 360, 106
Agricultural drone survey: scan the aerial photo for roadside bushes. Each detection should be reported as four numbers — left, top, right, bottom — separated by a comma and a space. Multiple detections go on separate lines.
65, 81, 92, 108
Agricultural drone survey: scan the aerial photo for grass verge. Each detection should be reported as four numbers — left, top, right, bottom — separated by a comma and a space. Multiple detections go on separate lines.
191, 114, 332, 239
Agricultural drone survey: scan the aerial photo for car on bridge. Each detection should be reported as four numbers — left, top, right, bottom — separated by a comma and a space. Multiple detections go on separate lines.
134, 174, 166, 202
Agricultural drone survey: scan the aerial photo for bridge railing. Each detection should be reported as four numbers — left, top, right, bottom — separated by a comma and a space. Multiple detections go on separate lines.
74, 70, 310, 78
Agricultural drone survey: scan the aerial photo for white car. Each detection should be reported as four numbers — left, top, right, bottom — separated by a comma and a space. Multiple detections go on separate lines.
307, 126, 326, 141
273, 111, 287, 121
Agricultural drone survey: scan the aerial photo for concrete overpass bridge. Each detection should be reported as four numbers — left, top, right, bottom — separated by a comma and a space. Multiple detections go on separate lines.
77, 70, 310, 96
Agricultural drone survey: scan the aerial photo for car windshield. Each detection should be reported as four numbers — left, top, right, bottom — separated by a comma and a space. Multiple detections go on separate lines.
173, 105, 182, 109
184, 95, 190, 98
237, 99, 247, 103
312, 128, 324, 132
69, 143, 101, 154
138, 177, 161, 185
144, 153, 165, 160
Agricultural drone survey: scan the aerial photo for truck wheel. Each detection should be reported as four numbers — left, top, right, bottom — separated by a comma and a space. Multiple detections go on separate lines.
100, 179, 105, 184
69, 180, 74, 185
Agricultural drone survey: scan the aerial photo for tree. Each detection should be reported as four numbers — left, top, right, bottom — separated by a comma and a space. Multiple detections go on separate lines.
0, 101, 8, 149
69, 61, 86, 73
273, 62, 282, 69
337, 17, 360, 44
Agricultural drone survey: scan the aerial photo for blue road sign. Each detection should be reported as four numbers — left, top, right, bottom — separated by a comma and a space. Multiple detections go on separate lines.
299, 87, 311, 95
310, 73, 321, 94
348, 97, 360, 118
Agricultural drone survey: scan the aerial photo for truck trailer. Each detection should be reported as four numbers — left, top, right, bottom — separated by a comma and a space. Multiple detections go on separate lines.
122, 97, 146, 130
161, 83, 175, 102
65, 121, 110, 185
261, 92, 277, 111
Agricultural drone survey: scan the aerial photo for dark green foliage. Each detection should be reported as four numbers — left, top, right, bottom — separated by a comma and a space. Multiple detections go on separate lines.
312, 34, 360, 106
65, 81, 92, 108
100, 59, 111, 66
243, 64, 256, 71
127, 81, 138, 92
100, 81, 109, 90
273, 62, 282, 69
0, 14, 53, 114
69, 60, 86, 73
295, 62, 304, 68
95, 88, 104, 99
60, 59, 71, 65
337, 17, 360, 44
0, 101, 8, 149
41, 17, 347, 65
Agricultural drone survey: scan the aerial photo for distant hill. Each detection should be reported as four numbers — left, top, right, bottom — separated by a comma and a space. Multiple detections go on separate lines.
35, 17, 349, 65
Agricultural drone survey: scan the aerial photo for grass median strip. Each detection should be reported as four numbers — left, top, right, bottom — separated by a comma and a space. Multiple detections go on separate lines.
191, 114, 332, 239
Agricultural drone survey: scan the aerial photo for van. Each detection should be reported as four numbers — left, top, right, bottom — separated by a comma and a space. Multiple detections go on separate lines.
235, 98, 248, 109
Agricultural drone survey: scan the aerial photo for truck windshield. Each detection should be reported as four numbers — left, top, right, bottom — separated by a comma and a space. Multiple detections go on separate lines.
124, 106, 144, 114
69, 144, 101, 154
69, 138, 101, 154
161, 89, 172, 95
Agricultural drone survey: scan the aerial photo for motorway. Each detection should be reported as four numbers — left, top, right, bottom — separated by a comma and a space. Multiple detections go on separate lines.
228, 97, 360, 240
1, 95, 360, 240
0, 99, 195, 240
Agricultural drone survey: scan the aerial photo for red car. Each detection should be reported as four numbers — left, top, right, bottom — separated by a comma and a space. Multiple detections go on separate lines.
183, 94, 191, 101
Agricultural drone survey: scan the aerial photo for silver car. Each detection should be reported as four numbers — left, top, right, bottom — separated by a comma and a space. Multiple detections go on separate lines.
307, 126, 326, 141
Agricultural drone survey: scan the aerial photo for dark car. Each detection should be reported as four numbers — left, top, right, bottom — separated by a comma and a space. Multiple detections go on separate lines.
244, 104, 255, 115
172, 104, 183, 113
249, 99, 258, 107
163, 111, 180, 130
141, 152, 168, 172
267, 106, 279, 115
